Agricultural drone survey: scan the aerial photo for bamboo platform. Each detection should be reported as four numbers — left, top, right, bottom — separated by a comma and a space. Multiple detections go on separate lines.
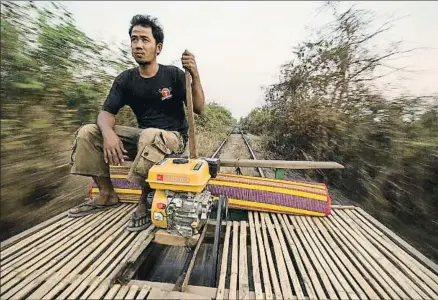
1, 204, 437, 300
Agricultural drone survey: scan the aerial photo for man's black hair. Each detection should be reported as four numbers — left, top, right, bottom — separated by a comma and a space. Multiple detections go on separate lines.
129, 14, 164, 45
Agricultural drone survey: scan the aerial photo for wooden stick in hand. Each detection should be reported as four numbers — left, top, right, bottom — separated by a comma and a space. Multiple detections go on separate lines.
185, 70, 198, 159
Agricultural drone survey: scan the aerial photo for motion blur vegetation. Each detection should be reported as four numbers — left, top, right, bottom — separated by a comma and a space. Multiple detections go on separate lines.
0, 1, 234, 240
241, 2, 437, 260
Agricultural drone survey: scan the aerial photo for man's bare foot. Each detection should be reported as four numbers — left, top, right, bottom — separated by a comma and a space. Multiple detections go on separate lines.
68, 192, 120, 217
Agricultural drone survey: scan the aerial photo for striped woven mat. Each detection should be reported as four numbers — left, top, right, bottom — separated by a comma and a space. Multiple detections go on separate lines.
89, 166, 331, 217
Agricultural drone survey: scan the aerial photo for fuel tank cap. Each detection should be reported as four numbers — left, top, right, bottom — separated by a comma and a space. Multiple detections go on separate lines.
172, 158, 189, 164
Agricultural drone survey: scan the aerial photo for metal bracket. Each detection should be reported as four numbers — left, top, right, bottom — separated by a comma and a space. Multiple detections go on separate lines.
235, 166, 242, 175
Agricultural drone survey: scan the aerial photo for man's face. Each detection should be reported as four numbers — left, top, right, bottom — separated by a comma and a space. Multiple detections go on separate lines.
130, 25, 162, 65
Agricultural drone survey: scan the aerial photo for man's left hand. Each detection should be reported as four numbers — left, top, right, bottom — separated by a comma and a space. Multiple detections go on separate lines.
181, 50, 198, 76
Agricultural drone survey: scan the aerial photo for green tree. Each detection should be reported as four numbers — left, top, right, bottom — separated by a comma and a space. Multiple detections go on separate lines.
195, 102, 235, 133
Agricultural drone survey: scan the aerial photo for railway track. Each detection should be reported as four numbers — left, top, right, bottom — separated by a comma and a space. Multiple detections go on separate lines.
211, 129, 263, 177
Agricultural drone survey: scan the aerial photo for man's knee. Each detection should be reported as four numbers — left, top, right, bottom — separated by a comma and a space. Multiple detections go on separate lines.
138, 128, 161, 145
70, 124, 106, 174
76, 124, 100, 140
138, 128, 179, 154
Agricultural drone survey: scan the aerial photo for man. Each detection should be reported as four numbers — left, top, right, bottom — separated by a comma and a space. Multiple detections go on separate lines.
68, 14, 205, 232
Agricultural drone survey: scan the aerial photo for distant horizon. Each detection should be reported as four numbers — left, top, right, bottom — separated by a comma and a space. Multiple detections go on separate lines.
60, 1, 438, 119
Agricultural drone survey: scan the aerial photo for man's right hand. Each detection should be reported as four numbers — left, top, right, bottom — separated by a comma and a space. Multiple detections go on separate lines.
103, 130, 127, 165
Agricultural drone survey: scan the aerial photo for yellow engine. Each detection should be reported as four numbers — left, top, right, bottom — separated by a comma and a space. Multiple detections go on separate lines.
146, 157, 219, 237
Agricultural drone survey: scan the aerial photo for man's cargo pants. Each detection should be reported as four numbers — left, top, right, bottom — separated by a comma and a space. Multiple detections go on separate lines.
70, 124, 185, 187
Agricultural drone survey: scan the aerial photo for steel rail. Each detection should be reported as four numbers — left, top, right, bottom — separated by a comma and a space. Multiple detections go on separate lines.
209, 126, 265, 178
210, 126, 236, 159
239, 130, 265, 178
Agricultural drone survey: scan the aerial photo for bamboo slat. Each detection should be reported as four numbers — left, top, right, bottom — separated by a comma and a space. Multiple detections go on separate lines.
1, 205, 438, 300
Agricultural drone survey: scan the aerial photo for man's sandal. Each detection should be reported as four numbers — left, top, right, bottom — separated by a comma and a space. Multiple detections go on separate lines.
67, 199, 120, 218
126, 212, 152, 232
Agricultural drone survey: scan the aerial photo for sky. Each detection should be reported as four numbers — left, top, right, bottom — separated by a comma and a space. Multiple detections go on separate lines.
63, 1, 438, 119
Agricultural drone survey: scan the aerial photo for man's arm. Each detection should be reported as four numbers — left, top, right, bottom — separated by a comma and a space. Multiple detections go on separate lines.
190, 70, 205, 115
181, 49, 205, 115
97, 111, 116, 136
98, 74, 127, 165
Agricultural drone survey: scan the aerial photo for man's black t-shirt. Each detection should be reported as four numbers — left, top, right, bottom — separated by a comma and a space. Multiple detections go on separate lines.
102, 64, 188, 141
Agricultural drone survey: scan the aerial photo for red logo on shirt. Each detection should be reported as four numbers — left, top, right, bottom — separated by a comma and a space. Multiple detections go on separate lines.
159, 87, 172, 100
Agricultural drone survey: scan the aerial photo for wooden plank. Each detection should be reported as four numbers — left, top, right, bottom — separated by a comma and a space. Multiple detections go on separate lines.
327, 212, 407, 299
154, 229, 199, 247
347, 210, 438, 298
57, 231, 135, 299
239, 221, 249, 300
356, 207, 438, 275
86, 280, 110, 300
229, 221, 239, 300
248, 212, 263, 300
35, 216, 136, 299
352, 209, 438, 287
69, 248, 133, 299
114, 285, 130, 299
1, 216, 73, 265
184, 70, 197, 158
253, 212, 273, 300
187, 286, 216, 299
35, 216, 134, 298
320, 216, 392, 300
104, 284, 121, 299
260, 213, 283, 299
0, 205, 131, 299
108, 225, 156, 285
81, 232, 148, 299
147, 287, 167, 299
277, 214, 318, 300
271, 214, 305, 300
300, 217, 357, 300
25, 206, 135, 299
263, 213, 294, 299
162, 290, 213, 299
313, 218, 378, 300
135, 286, 151, 300
289, 216, 339, 300
129, 280, 217, 298
0, 210, 67, 250
219, 159, 344, 169
1, 212, 96, 275
85, 282, 110, 300
216, 221, 231, 300
336, 210, 424, 299
84, 280, 113, 300
125, 285, 139, 299
337, 210, 428, 299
